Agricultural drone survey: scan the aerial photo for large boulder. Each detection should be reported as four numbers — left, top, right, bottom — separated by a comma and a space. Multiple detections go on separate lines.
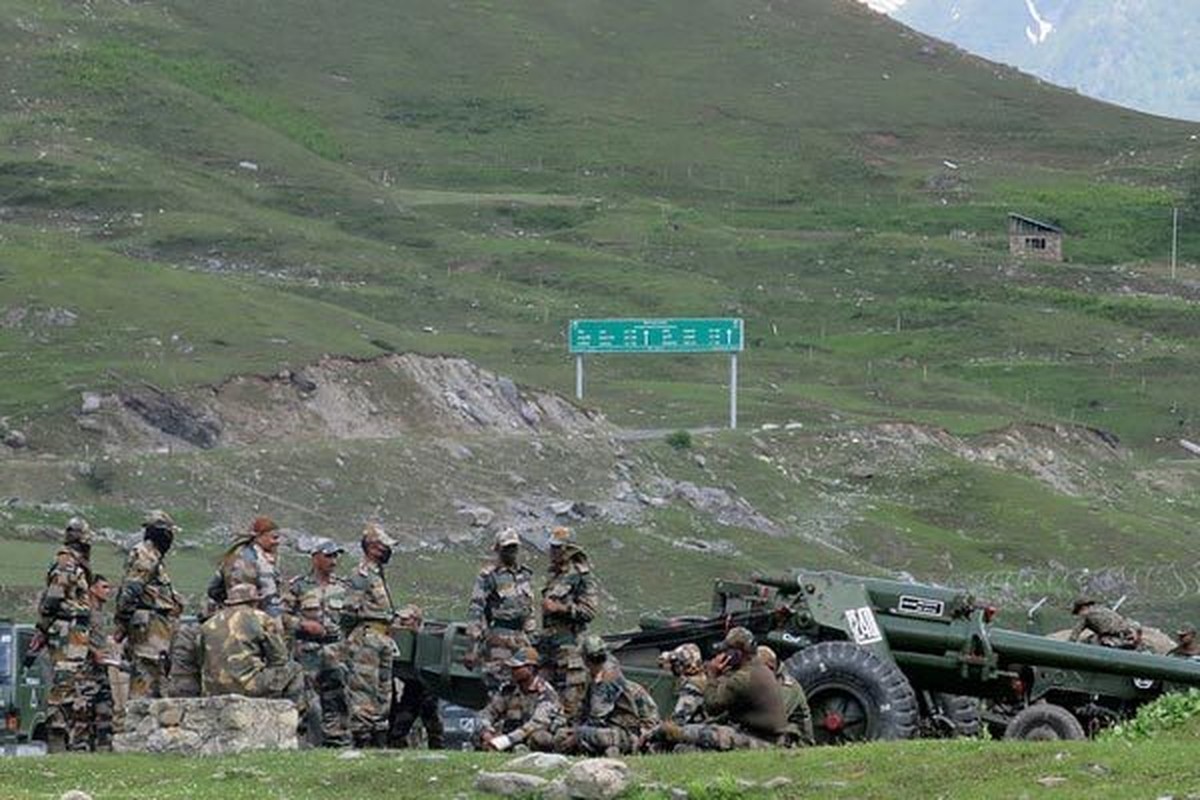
114, 696, 298, 755
562, 758, 632, 800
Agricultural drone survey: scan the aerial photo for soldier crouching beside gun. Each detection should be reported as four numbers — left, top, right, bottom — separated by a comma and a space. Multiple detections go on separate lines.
476, 647, 566, 752
1069, 597, 1139, 650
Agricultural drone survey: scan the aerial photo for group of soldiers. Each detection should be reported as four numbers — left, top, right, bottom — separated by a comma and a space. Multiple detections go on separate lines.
1069, 597, 1200, 657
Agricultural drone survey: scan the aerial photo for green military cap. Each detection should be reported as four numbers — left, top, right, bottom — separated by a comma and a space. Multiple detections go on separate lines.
143, 509, 179, 532
581, 634, 609, 660
506, 646, 540, 669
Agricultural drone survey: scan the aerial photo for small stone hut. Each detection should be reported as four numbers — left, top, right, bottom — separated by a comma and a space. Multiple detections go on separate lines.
1008, 213, 1063, 261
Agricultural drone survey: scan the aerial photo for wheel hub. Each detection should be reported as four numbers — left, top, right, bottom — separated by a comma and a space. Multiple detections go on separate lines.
822, 711, 845, 732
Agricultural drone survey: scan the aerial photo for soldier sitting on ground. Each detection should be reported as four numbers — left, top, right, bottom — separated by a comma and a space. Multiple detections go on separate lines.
1069, 597, 1138, 649
661, 628, 789, 751
1170, 624, 1200, 659
642, 643, 707, 752
757, 644, 813, 746
200, 583, 306, 711
556, 635, 659, 756
476, 647, 566, 753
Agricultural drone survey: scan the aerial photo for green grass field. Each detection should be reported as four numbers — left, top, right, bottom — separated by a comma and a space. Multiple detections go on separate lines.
2, 739, 1198, 799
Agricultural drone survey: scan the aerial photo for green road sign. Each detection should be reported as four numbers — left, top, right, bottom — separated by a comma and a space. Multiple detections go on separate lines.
569, 318, 744, 354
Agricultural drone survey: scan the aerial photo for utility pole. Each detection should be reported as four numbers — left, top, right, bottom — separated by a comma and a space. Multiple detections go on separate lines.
1172, 207, 1179, 280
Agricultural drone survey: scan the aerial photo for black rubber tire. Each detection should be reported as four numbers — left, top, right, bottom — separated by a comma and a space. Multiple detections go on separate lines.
784, 641, 920, 744
922, 692, 983, 738
1003, 703, 1086, 741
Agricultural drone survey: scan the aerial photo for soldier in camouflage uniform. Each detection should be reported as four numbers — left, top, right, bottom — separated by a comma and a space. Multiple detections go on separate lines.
389, 604, 444, 749
477, 647, 566, 752
208, 516, 286, 620
343, 522, 400, 748
557, 635, 659, 756
166, 602, 215, 699
36, 517, 94, 753
538, 526, 597, 720
78, 574, 116, 751
666, 628, 787, 751
466, 528, 535, 694
1170, 624, 1200, 658
642, 643, 707, 752
286, 539, 351, 747
115, 511, 184, 700
757, 644, 813, 746
1069, 597, 1138, 649
200, 583, 306, 710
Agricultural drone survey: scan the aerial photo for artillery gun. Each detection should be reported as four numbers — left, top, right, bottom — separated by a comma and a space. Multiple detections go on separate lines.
393, 569, 1200, 745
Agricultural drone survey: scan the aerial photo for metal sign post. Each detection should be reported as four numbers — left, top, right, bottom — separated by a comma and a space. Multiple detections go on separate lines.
568, 318, 744, 429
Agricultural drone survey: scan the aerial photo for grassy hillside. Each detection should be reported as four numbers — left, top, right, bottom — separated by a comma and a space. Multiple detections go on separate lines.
1, 0, 1198, 625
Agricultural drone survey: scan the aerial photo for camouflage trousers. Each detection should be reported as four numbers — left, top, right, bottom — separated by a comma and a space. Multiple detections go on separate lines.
556, 724, 639, 755
166, 620, 203, 698
480, 630, 531, 693
540, 641, 588, 721
298, 641, 351, 747
389, 677, 444, 749
75, 671, 115, 752
346, 622, 397, 741
126, 612, 176, 699
46, 645, 89, 753
673, 723, 774, 751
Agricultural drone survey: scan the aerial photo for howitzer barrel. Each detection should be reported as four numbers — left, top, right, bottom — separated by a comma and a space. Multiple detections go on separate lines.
880, 615, 1200, 685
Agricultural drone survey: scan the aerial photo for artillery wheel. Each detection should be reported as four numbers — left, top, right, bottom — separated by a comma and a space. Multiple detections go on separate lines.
784, 641, 919, 744
1003, 703, 1085, 741
921, 692, 982, 738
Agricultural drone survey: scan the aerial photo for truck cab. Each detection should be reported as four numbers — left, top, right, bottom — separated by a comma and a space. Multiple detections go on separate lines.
0, 620, 47, 755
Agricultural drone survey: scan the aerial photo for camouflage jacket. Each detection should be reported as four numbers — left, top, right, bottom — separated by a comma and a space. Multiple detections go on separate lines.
467, 561, 535, 641
540, 553, 597, 644
583, 656, 659, 734
342, 559, 394, 627
669, 673, 708, 724
478, 675, 566, 743
1169, 641, 1200, 658
200, 605, 288, 695
37, 546, 92, 636
84, 603, 113, 680
208, 541, 284, 619
286, 572, 348, 644
115, 541, 182, 634
703, 659, 788, 737
1070, 606, 1134, 642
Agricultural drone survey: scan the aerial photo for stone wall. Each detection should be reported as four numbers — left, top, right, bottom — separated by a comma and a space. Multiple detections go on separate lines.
114, 695, 298, 755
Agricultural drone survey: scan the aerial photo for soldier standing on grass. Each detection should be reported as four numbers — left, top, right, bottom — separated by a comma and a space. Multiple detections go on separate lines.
465, 528, 536, 694
115, 510, 184, 700
539, 525, 597, 720
36, 517, 94, 753
343, 522, 400, 748
287, 538, 352, 747
79, 574, 116, 751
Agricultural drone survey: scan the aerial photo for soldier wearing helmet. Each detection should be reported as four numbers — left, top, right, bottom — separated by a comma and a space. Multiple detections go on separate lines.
642, 643, 708, 752
556, 634, 659, 756
115, 511, 184, 700
342, 522, 400, 747
465, 527, 535, 694
476, 646, 566, 752
1069, 597, 1137, 649
539, 525, 597, 720
1170, 624, 1200, 659
36, 517, 95, 752
285, 539, 351, 747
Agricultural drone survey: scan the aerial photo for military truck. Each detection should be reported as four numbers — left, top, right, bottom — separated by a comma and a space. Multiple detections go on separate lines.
394, 569, 1200, 744
0, 620, 47, 755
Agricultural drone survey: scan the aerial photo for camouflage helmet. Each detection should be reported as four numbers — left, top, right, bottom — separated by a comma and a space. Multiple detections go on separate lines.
142, 509, 179, 532
581, 634, 609, 661
548, 525, 573, 548
719, 626, 755, 653
756, 645, 779, 671
63, 516, 94, 547
493, 527, 520, 550
665, 643, 703, 674
361, 522, 397, 550
395, 604, 423, 628
226, 583, 259, 606
1071, 596, 1096, 614
506, 646, 540, 669
1177, 624, 1197, 638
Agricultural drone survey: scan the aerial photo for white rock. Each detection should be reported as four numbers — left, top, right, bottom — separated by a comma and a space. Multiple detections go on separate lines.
563, 758, 631, 800
504, 752, 571, 773
474, 771, 549, 796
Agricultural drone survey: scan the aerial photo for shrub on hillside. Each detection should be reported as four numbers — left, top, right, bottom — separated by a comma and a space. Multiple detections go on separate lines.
665, 430, 692, 450
1101, 688, 1200, 742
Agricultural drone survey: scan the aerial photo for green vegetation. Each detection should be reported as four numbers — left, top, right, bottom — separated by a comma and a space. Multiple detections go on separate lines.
665, 430, 693, 450
1102, 688, 1200, 742
2, 740, 1199, 799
